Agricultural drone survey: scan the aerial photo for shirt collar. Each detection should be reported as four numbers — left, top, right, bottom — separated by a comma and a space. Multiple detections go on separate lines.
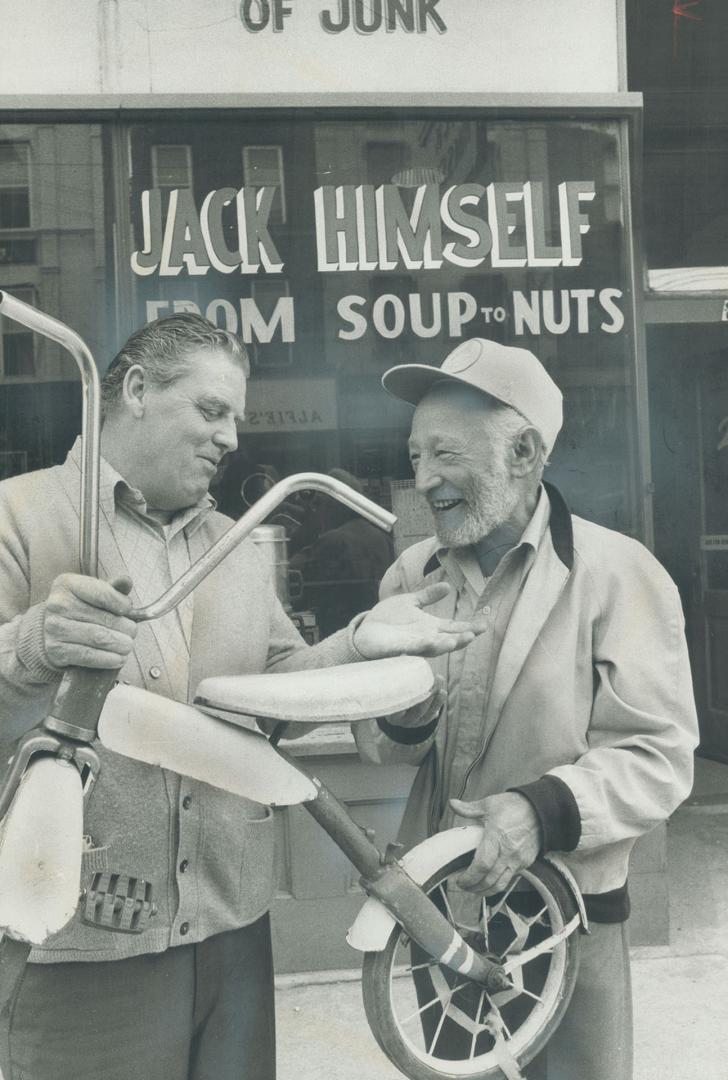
67, 436, 215, 537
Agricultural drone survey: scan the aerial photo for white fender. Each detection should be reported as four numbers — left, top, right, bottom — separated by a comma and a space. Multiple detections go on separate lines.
0, 756, 84, 944
347, 826, 483, 952
98, 683, 317, 807
347, 827, 590, 953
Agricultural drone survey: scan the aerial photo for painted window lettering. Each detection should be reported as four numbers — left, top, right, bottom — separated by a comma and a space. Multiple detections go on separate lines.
320, 0, 447, 34
314, 181, 596, 272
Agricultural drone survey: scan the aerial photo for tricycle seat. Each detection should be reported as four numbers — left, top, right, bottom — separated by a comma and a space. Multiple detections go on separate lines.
194, 656, 434, 723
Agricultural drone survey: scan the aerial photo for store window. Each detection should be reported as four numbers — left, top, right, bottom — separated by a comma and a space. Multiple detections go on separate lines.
627, 1, 728, 277
242, 145, 286, 225
0, 121, 113, 470
126, 111, 640, 636
0, 142, 35, 267
0, 283, 36, 377
152, 144, 193, 192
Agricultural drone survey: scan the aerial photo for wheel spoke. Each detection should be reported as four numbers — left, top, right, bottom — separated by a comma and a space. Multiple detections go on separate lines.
520, 986, 545, 1004
525, 904, 549, 927
437, 883, 455, 923
486, 997, 513, 1041
427, 993, 451, 1055
399, 993, 444, 1027
469, 990, 486, 1060
481, 897, 490, 951
487, 876, 521, 919
503, 937, 557, 972
406, 960, 440, 974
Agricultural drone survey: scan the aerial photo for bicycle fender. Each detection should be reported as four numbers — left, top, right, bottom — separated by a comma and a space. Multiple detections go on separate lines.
99, 683, 318, 807
347, 828, 590, 952
347, 826, 483, 952
543, 853, 590, 933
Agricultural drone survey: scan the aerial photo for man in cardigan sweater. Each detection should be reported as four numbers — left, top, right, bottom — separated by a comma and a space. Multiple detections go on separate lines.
0, 314, 485, 1080
355, 338, 699, 1080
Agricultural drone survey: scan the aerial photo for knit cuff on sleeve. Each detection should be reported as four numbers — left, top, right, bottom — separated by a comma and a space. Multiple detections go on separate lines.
15, 603, 61, 683
511, 774, 581, 853
345, 611, 370, 662
376, 710, 441, 745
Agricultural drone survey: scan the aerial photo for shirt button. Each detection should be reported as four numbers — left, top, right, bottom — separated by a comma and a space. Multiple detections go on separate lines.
149, 666, 161, 679
480, 605, 491, 615
180, 921, 190, 936
182, 795, 193, 810
179, 859, 189, 873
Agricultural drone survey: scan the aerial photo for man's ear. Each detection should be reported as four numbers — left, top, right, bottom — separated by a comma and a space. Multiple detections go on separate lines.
510, 426, 542, 478
122, 365, 146, 419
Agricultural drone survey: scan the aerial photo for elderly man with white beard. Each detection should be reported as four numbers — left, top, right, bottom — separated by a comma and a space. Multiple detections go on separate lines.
355, 338, 699, 1080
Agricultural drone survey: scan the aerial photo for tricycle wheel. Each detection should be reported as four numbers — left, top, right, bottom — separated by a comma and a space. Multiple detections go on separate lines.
361, 852, 580, 1080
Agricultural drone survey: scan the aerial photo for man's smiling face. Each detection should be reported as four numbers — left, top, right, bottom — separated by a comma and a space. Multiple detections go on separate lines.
408, 383, 521, 548
131, 347, 247, 513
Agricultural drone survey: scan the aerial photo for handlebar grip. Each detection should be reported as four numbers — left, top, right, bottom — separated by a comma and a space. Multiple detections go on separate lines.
45, 667, 121, 743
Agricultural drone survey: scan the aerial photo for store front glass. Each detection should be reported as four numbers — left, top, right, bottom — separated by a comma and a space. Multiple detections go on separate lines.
0, 123, 115, 474
0, 112, 640, 640
124, 112, 640, 635
629, 2, 728, 757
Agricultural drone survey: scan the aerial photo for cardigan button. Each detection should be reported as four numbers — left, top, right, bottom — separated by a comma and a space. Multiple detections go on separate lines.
179, 859, 189, 873
179, 921, 190, 936
182, 795, 193, 810
149, 666, 161, 680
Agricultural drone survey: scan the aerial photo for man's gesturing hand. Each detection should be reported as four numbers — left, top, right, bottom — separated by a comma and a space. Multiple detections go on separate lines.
354, 583, 488, 660
43, 574, 138, 670
449, 793, 542, 895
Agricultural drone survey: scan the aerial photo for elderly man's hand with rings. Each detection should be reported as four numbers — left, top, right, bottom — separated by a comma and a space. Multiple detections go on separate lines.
449, 792, 543, 895
42, 573, 138, 670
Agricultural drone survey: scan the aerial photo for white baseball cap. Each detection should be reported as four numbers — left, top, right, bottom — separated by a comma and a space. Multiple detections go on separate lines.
382, 338, 563, 454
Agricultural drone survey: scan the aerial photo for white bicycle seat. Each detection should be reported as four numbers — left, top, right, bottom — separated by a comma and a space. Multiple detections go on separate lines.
194, 656, 435, 723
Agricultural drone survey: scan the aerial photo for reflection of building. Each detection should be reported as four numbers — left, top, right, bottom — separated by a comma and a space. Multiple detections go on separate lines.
0, 125, 109, 469
628, 3, 728, 765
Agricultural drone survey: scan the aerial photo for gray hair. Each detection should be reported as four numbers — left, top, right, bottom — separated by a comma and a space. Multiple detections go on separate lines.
101, 313, 249, 417
487, 402, 549, 476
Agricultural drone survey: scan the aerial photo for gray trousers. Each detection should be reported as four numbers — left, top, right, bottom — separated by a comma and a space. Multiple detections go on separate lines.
0, 915, 275, 1080
527, 921, 633, 1080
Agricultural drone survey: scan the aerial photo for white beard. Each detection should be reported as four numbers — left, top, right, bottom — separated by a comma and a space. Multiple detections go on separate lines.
431, 456, 519, 549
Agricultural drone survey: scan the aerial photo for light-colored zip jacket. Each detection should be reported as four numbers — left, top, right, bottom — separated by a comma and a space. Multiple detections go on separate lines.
356, 485, 699, 906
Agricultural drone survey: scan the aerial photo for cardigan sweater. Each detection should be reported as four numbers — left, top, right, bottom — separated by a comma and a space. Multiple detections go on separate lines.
0, 449, 362, 962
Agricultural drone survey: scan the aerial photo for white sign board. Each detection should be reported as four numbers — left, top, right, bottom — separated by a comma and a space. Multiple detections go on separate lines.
0, 0, 622, 96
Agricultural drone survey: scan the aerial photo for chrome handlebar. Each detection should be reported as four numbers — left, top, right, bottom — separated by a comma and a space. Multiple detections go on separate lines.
131, 473, 395, 621
0, 290, 101, 577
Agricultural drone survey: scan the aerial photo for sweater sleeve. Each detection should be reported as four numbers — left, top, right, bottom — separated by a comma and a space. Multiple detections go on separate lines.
0, 489, 60, 742
352, 551, 440, 768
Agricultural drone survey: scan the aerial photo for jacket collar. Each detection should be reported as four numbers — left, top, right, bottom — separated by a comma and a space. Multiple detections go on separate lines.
542, 482, 574, 570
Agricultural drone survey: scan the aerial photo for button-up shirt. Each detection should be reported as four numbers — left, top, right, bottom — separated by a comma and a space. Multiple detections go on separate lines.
97, 451, 213, 703
435, 489, 550, 827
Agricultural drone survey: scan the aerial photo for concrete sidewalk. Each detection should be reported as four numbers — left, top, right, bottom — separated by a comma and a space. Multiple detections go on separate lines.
276, 757, 728, 1080
276, 951, 728, 1080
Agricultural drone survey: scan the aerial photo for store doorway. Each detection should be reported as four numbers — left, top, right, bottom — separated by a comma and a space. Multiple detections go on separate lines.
648, 323, 728, 762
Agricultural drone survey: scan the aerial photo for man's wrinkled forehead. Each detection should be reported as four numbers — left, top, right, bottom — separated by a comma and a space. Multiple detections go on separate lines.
410, 381, 499, 438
